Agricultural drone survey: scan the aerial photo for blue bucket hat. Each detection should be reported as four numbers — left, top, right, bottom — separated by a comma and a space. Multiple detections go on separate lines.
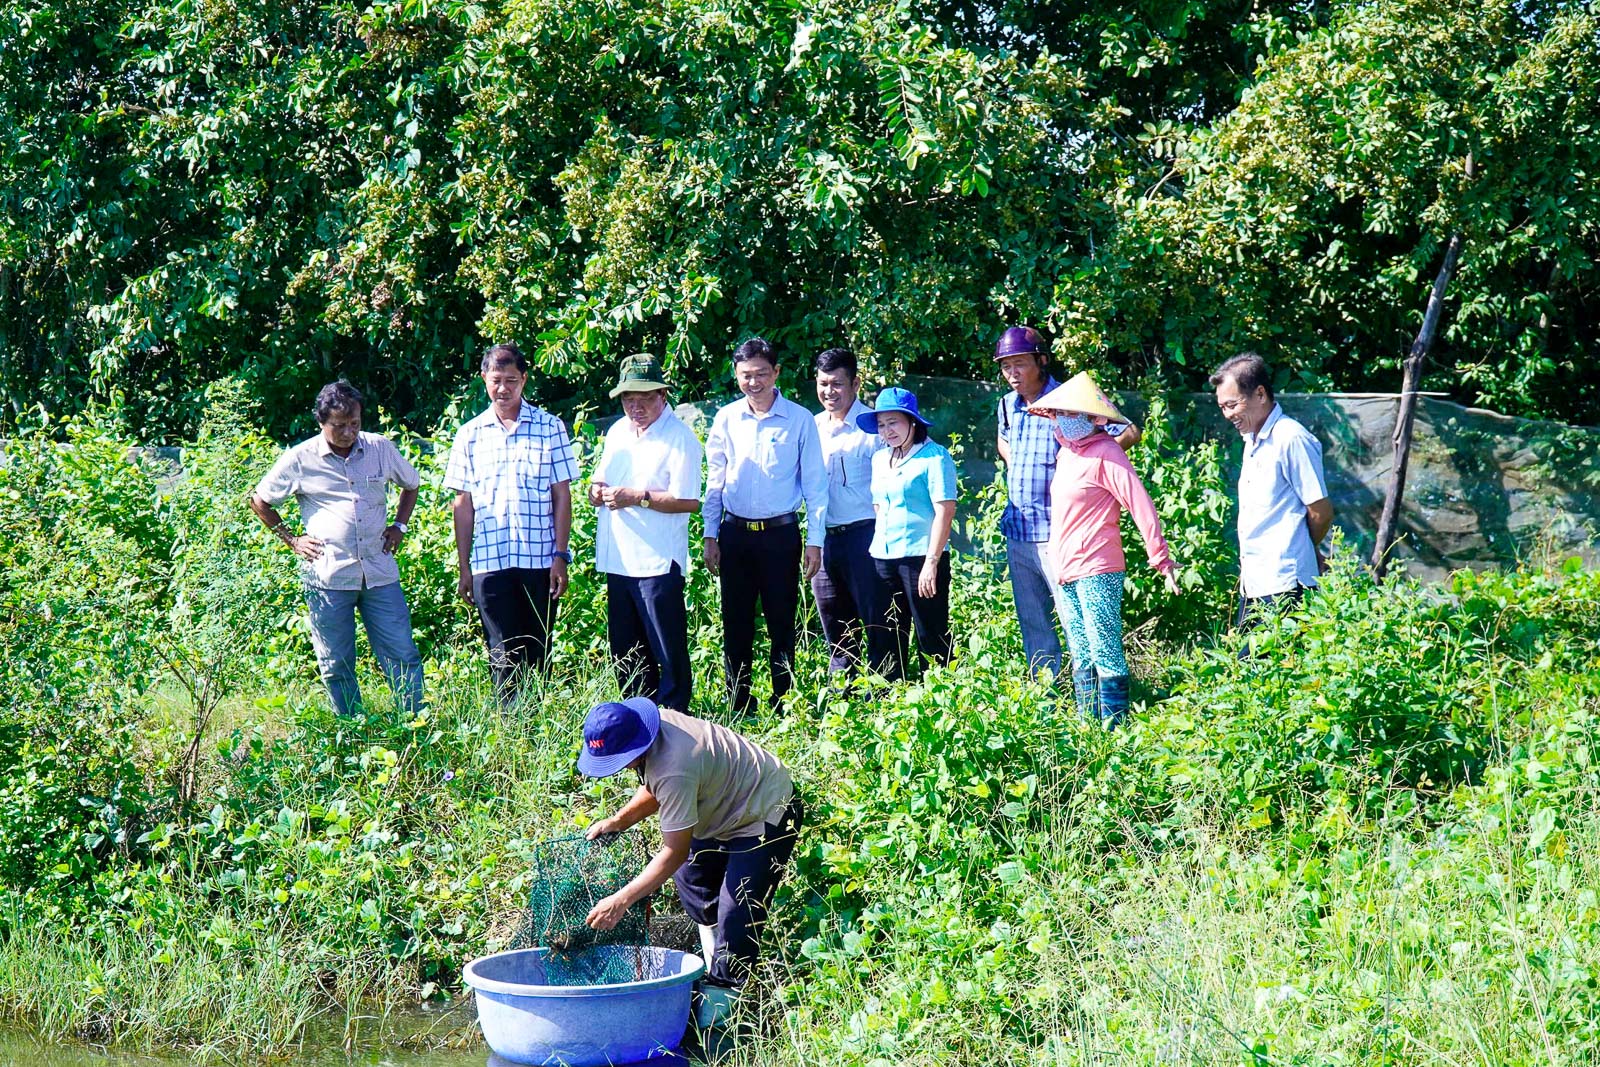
577, 696, 661, 777
855, 386, 932, 434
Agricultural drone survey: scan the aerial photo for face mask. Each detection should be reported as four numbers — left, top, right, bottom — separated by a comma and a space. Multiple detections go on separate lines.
1054, 414, 1095, 441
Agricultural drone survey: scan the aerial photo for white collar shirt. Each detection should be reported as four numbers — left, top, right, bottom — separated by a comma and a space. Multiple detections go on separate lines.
593, 408, 704, 577
814, 400, 881, 528
253, 432, 420, 590
702, 391, 830, 547
1238, 403, 1330, 597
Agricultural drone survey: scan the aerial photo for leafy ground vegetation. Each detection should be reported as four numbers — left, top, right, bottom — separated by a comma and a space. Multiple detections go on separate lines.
4, 394, 1600, 1066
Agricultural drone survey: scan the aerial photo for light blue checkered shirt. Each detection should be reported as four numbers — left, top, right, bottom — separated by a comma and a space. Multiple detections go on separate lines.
998, 378, 1061, 543
444, 401, 578, 575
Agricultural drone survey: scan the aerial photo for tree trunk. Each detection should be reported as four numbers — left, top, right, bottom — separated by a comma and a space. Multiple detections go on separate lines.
1371, 232, 1465, 578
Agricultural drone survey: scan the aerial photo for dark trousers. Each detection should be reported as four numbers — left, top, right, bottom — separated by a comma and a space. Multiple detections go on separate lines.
809, 521, 883, 674
673, 794, 804, 989
1234, 585, 1307, 632
472, 567, 557, 707
872, 553, 953, 681
607, 565, 693, 713
718, 522, 801, 715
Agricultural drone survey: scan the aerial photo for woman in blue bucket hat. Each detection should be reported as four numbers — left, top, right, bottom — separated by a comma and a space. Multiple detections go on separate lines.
577, 696, 802, 1030
856, 386, 960, 680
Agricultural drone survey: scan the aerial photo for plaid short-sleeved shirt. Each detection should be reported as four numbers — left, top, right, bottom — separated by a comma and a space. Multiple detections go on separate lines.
998, 377, 1062, 543
444, 401, 578, 575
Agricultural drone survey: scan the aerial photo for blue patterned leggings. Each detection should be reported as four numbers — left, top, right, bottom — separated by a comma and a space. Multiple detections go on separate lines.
1059, 571, 1128, 677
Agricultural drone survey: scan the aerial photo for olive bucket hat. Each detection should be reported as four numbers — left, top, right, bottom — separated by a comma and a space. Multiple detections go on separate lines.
608, 353, 670, 399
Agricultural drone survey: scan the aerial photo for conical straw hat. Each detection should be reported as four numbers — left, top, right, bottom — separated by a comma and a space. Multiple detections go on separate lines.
1027, 371, 1127, 423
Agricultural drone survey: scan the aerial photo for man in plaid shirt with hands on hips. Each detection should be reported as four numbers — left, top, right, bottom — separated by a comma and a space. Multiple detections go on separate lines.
445, 342, 577, 707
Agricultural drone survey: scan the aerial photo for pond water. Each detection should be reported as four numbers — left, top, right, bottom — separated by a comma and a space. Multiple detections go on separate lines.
0, 1012, 702, 1067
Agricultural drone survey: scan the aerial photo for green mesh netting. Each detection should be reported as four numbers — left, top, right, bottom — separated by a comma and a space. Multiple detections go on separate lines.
512, 833, 653, 986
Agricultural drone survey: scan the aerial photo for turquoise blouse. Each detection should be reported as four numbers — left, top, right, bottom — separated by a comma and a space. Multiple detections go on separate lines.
869, 441, 959, 560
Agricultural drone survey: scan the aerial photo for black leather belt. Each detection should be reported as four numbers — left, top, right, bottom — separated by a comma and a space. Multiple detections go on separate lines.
826, 518, 874, 535
724, 511, 798, 532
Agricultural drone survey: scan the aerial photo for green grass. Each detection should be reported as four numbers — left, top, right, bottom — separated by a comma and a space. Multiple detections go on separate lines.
7, 415, 1600, 1064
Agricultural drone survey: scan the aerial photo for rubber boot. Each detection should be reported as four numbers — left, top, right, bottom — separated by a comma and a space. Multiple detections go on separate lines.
695, 984, 738, 1029
697, 923, 717, 970
1071, 665, 1099, 721
1098, 673, 1130, 729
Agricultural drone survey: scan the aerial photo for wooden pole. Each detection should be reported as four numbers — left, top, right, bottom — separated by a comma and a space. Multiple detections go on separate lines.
1371, 231, 1465, 578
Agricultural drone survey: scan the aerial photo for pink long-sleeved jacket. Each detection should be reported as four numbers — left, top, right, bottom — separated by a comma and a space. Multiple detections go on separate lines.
1048, 431, 1174, 585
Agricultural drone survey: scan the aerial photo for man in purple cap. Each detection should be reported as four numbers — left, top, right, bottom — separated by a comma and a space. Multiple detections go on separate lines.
993, 326, 1138, 680
577, 697, 802, 1029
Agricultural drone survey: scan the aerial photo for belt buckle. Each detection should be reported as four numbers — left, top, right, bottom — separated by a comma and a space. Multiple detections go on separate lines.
747, 519, 766, 532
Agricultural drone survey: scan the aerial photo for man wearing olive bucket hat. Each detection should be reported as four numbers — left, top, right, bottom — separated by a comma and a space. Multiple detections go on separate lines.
1028, 371, 1179, 726
579, 697, 803, 1030
587, 354, 704, 713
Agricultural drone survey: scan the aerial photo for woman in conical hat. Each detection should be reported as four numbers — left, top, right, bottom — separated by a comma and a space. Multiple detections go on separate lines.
1027, 371, 1179, 727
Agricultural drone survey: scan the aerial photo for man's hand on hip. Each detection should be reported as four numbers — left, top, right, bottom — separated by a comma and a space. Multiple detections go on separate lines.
291, 535, 325, 562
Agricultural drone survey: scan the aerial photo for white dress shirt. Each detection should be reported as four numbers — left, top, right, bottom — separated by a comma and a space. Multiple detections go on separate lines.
702, 391, 829, 547
815, 399, 881, 528
593, 407, 704, 577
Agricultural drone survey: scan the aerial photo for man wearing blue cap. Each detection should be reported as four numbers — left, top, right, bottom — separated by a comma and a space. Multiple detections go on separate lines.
577, 697, 802, 1029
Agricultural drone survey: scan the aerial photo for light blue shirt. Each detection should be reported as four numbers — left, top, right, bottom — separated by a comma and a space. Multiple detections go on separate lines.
869, 441, 959, 560
1237, 404, 1329, 597
703, 392, 829, 547
815, 400, 881, 528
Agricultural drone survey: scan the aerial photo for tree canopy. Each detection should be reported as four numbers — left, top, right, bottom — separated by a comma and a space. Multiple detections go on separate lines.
2, 0, 1596, 438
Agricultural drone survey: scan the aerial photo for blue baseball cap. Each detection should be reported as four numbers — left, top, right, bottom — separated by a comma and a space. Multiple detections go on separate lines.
855, 386, 932, 434
577, 696, 662, 777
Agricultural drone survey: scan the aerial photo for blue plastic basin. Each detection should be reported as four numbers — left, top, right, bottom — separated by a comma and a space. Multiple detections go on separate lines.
464, 947, 705, 1066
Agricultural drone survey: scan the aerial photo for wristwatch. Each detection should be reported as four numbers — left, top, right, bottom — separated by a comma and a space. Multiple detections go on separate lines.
553, 549, 572, 564
391, 521, 408, 534
640, 491, 653, 509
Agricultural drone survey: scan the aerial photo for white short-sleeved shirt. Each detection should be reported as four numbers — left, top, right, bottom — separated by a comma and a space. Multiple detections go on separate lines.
815, 401, 880, 528
253, 432, 420, 591
444, 401, 578, 575
593, 408, 704, 578
1237, 404, 1329, 597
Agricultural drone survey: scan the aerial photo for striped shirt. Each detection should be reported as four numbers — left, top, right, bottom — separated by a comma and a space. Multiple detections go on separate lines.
444, 401, 578, 575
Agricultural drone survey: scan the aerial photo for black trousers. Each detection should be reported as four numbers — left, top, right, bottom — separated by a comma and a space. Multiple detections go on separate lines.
872, 553, 953, 681
472, 567, 557, 706
809, 520, 884, 674
673, 794, 803, 989
718, 521, 802, 715
607, 565, 693, 713
1234, 584, 1307, 632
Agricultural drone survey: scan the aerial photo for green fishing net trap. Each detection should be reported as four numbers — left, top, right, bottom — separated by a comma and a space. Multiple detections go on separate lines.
508, 832, 703, 986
